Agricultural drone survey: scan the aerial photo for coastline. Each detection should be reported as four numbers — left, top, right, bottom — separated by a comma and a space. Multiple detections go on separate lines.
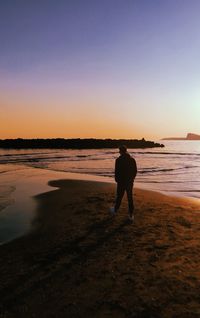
0, 165, 113, 244
0, 165, 200, 245
1, 172, 200, 317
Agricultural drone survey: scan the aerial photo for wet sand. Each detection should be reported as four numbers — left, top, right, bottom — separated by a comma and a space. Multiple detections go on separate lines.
0, 178, 200, 317
0, 165, 112, 244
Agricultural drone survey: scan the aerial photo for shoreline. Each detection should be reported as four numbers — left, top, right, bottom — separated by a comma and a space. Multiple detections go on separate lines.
0, 165, 200, 245
1, 177, 200, 316
0, 166, 114, 244
1, 163, 200, 201
1, 142, 200, 202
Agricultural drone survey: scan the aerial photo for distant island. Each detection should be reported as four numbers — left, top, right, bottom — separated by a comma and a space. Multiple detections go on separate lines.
162, 133, 200, 141
0, 138, 164, 149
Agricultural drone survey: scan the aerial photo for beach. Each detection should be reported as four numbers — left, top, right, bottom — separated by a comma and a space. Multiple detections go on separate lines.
1, 141, 200, 200
1, 176, 200, 318
2, 0, 200, 316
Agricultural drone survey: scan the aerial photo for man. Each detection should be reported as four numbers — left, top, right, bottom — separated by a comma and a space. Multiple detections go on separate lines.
110, 145, 137, 221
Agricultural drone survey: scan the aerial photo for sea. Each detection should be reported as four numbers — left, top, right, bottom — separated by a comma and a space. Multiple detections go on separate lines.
0, 140, 200, 243
0, 140, 200, 200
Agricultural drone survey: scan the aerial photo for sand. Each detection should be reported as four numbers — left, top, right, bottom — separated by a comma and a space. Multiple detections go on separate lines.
0, 179, 200, 318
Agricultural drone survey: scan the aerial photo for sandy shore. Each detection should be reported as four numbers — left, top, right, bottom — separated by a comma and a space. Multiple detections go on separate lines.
0, 179, 200, 318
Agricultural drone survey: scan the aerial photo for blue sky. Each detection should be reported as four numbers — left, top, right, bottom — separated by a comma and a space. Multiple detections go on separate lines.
1, 0, 200, 139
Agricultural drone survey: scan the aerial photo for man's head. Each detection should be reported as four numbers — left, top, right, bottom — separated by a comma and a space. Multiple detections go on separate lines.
119, 145, 127, 155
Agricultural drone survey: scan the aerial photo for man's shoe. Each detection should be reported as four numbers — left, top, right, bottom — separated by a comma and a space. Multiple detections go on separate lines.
128, 214, 134, 222
110, 207, 116, 216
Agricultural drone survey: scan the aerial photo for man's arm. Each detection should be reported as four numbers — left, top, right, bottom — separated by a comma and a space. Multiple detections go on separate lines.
132, 158, 137, 179
115, 158, 120, 182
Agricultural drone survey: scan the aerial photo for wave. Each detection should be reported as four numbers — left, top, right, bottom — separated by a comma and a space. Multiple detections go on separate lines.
76, 155, 90, 158
1, 150, 200, 166
130, 151, 200, 156
0, 155, 110, 164
0, 170, 10, 174
175, 190, 200, 192
137, 179, 187, 184
0, 151, 59, 157
0, 155, 73, 163
139, 165, 199, 174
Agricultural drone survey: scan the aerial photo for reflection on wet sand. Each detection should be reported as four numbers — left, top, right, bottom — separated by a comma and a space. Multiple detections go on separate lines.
0, 165, 113, 244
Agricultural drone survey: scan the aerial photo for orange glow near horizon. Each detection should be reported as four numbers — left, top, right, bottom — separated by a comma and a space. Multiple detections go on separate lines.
0, 93, 154, 140
1, 89, 199, 141
0, 109, 147, 140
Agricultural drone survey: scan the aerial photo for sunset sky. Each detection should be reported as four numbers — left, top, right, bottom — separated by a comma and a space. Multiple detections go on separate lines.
1, 0, 200, 140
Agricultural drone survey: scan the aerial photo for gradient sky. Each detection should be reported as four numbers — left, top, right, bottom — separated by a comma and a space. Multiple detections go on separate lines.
1, 0, 200, 140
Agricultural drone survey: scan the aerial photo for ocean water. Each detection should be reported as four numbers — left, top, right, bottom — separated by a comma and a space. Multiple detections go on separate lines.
0, 140, 200, 243
0, 140, 200, 200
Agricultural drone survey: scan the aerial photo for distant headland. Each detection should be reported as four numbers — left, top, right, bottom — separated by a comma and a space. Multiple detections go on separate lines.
0, 138, 164, 149
162, 133, 200, 141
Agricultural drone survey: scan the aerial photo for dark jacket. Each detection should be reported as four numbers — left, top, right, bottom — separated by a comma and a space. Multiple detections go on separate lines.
115, 153, 137, 183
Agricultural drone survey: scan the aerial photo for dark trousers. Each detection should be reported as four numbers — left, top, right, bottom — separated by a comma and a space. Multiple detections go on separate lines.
114, 182, 134, 215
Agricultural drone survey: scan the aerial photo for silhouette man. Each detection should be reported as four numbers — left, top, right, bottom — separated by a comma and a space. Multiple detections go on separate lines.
111, 145, 137, 221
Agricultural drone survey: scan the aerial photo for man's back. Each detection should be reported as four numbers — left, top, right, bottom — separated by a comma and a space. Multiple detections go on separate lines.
115, 153, 137, 184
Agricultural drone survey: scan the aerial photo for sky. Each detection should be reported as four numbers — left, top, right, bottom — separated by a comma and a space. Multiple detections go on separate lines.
0, 0, 200, 140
